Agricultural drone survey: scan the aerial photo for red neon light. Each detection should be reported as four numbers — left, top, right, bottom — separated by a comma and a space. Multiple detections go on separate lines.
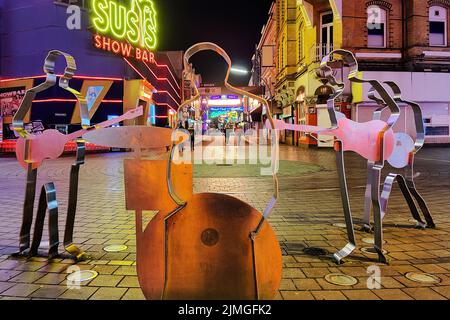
32, 99, 123, 103
124, 58, 147, 80
0, 75, 123, 83
151, 115, 169, 119
124, 58, 181, 104
155, 62, 180, 88
143, 61, 181, 98
154, 102, 176, 112
155, 90, 180, 105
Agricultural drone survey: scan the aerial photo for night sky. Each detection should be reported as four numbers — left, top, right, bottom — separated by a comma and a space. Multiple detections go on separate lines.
155, 0, 274, 86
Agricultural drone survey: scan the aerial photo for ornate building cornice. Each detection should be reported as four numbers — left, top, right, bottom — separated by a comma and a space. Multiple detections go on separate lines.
365, 0, 393, 11
428, 0, 450, 8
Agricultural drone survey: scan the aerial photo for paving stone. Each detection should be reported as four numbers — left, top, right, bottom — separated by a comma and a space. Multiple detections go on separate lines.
59, 287, 99, 300
0, 269, 21, 281
88, 275, 124, 287
0, 281, 15, 294
311, 290, 347, 300
29, 285, 67, 299
89, 287, 127, 300
117, 276, 140, 288
1, 283, 41, 297
113, 266, 137, 276
342, 289, 381, 300
280, 291, 315, 300
301, 268, 331, 278
34, 273, 68, 285
10, 271, 45, 283
431, 286, 450, 299
403, 287, 446, 300
121, 288, 146, 300
293, 279, 321, 291
373, 289, 414, 300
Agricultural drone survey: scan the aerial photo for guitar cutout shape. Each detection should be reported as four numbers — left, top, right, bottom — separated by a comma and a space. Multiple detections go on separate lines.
16, 106, 143, 170
268, 112, 395, 163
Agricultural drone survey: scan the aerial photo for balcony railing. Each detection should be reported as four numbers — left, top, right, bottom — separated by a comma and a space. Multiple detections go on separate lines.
310, 43, 334, 64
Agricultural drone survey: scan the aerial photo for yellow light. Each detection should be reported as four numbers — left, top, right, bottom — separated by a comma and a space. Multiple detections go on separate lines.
91, 0, 158, 50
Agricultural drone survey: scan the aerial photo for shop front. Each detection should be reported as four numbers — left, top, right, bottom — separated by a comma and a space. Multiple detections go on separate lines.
0, 0, 182, 152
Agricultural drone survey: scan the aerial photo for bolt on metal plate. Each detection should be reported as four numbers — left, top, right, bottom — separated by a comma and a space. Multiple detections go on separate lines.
325, 273, 358, 286
103, 244, 128, 253
405, 272, 441, 284
361, 247, 388, 255
66, 270, 99, 283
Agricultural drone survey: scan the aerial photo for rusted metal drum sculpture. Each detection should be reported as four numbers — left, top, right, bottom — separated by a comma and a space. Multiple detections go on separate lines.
86, 43, 282, 300
139, 42, 281, 300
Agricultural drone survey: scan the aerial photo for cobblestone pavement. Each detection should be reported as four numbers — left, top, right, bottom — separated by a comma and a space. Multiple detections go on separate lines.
0, 143, 449, 300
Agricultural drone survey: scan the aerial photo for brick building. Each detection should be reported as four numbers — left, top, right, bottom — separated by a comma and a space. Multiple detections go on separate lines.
252, 0, 450, 146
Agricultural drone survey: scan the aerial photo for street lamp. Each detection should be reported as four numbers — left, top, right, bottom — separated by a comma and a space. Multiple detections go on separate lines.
230, 67, 249, 75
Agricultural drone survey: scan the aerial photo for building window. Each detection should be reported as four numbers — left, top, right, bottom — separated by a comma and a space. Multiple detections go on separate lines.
367, 5, 387, 48
298, 26, 304, 61
426, 126, 450, 136
429, 6, 447, 47
320, 11, 334, 54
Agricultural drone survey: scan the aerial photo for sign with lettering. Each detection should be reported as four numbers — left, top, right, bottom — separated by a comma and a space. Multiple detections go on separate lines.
91, 0, 158, 63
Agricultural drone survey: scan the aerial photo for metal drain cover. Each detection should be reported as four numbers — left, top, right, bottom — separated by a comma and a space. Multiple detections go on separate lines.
361, 247, 388, 255
103, 244, 128, 252
332, 223, 347, 228
66, 270, 98, 283
405, 272, 441, 284
325, 273, 358, 286
362, 238, 387, 245
303, 247, 328, 257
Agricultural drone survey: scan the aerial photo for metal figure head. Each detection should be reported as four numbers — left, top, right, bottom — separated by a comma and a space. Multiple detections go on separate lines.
13, 50, 90, 139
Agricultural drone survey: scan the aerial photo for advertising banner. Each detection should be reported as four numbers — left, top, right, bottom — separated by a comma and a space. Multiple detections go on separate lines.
0, 86, 26, 118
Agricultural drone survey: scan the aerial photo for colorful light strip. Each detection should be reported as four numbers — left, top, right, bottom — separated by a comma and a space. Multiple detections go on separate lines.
155, 90, 180, 106
0, 75, 124, 83
124, 57, 147, 80
154, 102, 176, 112
32, 99, 123, 103
125, 58, 180, 107
155, 62, 180, 88
143, 61, 181, 98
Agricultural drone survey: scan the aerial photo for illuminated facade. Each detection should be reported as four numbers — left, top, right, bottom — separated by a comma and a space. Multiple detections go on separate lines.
0, 0, 182, 147
254, 0, 450, 146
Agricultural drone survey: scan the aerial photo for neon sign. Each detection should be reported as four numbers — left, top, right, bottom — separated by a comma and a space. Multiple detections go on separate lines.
91, 0, 158, 50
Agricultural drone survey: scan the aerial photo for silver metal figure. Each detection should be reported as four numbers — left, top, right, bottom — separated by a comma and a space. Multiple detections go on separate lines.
320, 50, 403, 264
363, 82, 435, 231
12, 51, 90, 260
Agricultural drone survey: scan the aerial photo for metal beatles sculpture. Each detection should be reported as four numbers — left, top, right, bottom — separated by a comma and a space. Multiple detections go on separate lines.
13, 50, 142, 260
270, 50, 428, 264
362, 82, 435, 231
87, 42, 282, 300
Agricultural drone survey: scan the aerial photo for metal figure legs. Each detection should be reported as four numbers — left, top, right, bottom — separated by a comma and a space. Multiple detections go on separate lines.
29, 183, 59, 259
333, 141, 357, 264
363, 167, 435, 231
368, 166, 387, 264
64, 140, 88, 260
18, 165, 38, 253
15, 141, 86, 260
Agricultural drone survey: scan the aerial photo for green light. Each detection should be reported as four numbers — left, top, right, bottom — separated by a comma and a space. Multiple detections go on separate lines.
91, 0, 158, 50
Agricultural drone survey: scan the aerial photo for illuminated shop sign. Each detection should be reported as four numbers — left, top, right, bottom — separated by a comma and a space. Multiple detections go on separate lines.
92, 0, 158, 63
209, 107, 244, 112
